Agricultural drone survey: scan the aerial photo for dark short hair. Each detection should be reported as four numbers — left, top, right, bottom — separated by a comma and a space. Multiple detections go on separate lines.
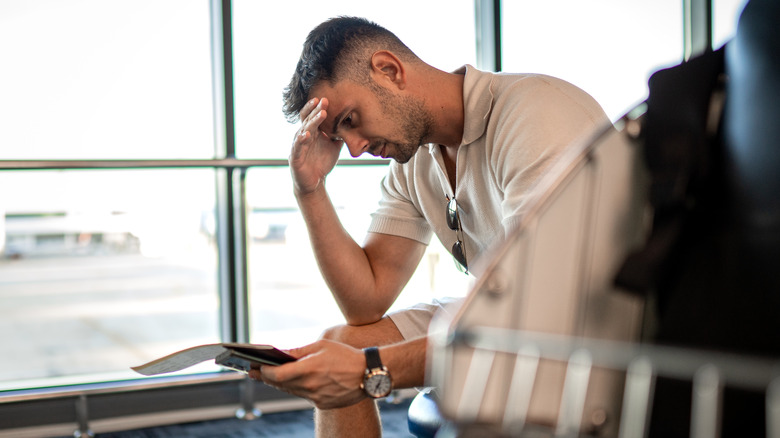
282, 16, 416, 123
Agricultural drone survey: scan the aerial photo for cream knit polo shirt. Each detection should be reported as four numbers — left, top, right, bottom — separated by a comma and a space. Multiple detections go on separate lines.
367, 65, 610, 276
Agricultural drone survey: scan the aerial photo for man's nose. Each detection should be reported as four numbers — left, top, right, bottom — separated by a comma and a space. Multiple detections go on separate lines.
342, 133, 368, 157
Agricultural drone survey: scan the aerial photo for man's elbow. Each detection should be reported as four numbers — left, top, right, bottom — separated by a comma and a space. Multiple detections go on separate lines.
343, 312, 385, 327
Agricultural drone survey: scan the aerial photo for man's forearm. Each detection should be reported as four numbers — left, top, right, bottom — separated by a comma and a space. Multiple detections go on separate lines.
296, 184, 388, 323
379, 336, 428, 389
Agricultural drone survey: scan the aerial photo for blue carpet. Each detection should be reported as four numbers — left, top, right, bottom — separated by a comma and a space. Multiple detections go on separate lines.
95, 398, 415, 437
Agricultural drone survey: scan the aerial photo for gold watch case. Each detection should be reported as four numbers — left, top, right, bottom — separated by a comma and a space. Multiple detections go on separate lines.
361, 366, 392, 398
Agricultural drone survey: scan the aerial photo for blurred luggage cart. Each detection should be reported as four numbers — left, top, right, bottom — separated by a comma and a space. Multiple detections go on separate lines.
434, 326, 779, 437
429, 110, 650, 437
428, 107, 780, 436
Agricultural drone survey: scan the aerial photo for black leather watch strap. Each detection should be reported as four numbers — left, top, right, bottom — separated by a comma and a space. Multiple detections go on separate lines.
364, 346, 383, 370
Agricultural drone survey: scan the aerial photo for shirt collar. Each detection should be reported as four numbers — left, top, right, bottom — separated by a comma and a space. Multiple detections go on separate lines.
458, 64, 494, 146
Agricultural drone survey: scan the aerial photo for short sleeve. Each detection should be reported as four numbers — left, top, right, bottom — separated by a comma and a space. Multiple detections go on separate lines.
367, 162, 434, 244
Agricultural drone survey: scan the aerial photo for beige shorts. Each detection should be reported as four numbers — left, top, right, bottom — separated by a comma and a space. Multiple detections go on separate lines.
387, 297, 463, 341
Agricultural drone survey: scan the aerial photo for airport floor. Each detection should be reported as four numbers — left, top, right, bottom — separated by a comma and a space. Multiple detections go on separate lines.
88, 398, 415, 438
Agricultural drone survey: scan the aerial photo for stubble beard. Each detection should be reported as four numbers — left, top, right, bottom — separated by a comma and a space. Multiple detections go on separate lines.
371, 85, 434, 164
393, 100, 434, 164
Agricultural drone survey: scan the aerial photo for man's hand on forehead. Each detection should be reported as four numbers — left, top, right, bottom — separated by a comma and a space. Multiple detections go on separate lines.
294, 98, 324, 143
289, 95, 343, 196
301, 98, 344, 144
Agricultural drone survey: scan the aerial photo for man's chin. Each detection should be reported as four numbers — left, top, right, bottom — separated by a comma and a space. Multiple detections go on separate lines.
391, 150, 415, 164
390, 143, 425, 164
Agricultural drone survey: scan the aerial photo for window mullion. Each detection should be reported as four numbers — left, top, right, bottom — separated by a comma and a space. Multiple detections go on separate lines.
475, 0, 502, 72
684, 0, 713, 60
210, 0, 248, 344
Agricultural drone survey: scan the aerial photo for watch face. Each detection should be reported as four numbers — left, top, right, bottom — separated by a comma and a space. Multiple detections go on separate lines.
364, 372, 392, 398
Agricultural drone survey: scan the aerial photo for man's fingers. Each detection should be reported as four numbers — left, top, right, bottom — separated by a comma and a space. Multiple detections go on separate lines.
251, 341, 323, 383
256, 364, 281, 382
305, 108, 326, 131
247, 368, 262, 381
300, 98, 328, 139
285, 340, 322, 359
298, 97, 320, 122
296, 108, 327, 146
300, 97, 328, 126
256, 361, 306, 385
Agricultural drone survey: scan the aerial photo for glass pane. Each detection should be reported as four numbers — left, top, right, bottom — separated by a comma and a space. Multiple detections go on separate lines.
713, 0, 749, 49
0, 0, 215, 160
232, 0, 477, 159
501, 0, 684, 121
246, 165, 471, 348
237, 1, 478, 346
0, 169, 220, 389
245, 167, 340, 347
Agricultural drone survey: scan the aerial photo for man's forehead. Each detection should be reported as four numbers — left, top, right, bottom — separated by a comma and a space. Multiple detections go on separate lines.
308, 81, 333, 98
309, 79, 354, 103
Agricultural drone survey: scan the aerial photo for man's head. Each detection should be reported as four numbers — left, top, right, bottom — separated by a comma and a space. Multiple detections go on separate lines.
283, 16, 419, 123
283, 17, 435, 163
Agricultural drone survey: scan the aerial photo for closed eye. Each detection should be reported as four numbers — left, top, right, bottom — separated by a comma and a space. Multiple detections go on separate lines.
342, 113, 353, 128
321, 131, 343, 143
331, 110, 356, 139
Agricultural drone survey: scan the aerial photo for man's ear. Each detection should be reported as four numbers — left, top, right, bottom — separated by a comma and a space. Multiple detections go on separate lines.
369, 51, 407, 90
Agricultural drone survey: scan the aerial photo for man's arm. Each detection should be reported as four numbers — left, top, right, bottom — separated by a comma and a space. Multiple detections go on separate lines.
297, 185, 426, 323
291, 97, 426, 324
250, 336, 428, 410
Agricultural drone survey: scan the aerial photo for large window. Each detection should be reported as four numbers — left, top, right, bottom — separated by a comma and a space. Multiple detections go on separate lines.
713, 0, 749, 48
0, 0, 215, 160
501, 0, 684, 121
0, 0, 476, 391
0, 0, 221, 390
0, 169, 220, 389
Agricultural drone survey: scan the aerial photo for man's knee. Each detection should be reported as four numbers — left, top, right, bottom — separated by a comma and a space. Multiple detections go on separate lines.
319, 324, 350, 343
319, 317, 404, 349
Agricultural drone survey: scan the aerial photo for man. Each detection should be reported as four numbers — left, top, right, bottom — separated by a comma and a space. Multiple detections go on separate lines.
249, 16, 609, 437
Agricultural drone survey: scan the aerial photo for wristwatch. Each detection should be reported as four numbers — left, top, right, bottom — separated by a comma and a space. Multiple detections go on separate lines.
361, 346, 393, 398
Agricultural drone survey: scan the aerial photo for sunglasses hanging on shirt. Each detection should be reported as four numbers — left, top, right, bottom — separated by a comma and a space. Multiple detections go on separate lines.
446, 196, 469, 274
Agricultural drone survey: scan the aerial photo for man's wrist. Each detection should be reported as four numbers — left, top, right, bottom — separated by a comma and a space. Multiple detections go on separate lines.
361, 346, 393, 398
294, 180, 328, 204
293, 183, 319, 199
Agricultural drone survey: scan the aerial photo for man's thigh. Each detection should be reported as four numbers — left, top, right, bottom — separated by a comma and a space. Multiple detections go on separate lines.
321, 316, 405, 349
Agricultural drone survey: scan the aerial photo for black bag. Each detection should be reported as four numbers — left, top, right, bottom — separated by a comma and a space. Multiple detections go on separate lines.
615, 0, 780, 435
